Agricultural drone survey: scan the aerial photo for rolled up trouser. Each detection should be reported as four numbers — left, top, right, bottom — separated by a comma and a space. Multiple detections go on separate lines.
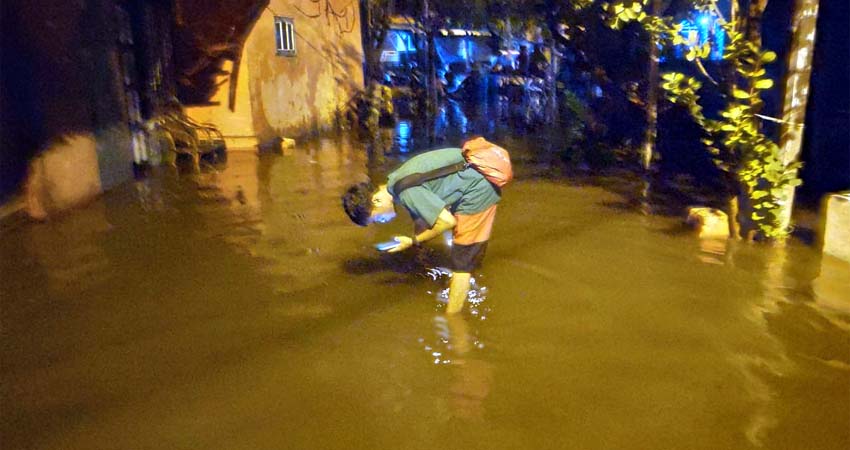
451, 204, 497, 272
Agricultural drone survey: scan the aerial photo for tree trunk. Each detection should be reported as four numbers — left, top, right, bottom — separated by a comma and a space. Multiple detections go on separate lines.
547, 43, 559, 125
728, 190, 741, 240
638, 0, 663, 213
363, 1, 375, 81
544, 2, 562, 127
743, 0, 769, 46
777, 0, 820, 234
426, 30, 437, 113
642, 0, 661, 172
423, 0, 437, 114
733, 0, 769, 239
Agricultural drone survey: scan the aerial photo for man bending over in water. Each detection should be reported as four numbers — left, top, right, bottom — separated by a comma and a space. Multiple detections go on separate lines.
342, 147, 501, 314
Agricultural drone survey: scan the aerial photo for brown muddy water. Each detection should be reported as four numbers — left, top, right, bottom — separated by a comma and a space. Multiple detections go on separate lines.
1, 135, 849, 450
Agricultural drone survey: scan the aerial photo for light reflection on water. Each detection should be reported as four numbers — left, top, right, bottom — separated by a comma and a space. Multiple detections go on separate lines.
1, 131, 848, 450
417, 268, 494, 421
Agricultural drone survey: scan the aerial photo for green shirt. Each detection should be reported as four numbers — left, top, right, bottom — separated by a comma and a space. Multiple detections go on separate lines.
387, 148, 501, 227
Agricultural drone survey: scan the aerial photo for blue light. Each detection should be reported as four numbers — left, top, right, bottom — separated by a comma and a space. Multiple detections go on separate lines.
394, 34, 406, 51
675, 13, 725, 61
696, 15, 711, 47
396, 120, 411, 153
405, 34, 415, 52
388, 31, 416, 52
713, 27, 725, 60
459, 38, 469, 60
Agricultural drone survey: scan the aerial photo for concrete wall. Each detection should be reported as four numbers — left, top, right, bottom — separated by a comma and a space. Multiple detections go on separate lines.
188, 0, 365, 146
1, 0, 135, 218
186, 53, 259, 150
822, 192, 850, 263
25, 135, 103, 220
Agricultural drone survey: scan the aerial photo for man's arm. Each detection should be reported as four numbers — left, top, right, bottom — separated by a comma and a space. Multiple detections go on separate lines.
388, 208, 471, 314
387, 208, 456, 253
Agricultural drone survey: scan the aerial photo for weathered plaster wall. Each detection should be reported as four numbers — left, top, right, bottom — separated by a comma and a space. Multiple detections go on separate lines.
186, 0, 364, 147
172, 0, 269, 105
247, 0, 364, 140
186, 54, 259, 149
25, 135, 102, 220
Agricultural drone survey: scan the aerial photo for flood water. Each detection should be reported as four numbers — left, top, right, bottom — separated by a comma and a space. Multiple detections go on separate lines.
2, 129, 849, 450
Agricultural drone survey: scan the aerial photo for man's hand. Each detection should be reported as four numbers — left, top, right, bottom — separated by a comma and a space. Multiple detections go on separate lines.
387, 236, 414, 253
386, 209, 456, 253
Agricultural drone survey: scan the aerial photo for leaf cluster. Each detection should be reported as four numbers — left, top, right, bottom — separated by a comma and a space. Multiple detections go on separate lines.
603, 0, 803, 239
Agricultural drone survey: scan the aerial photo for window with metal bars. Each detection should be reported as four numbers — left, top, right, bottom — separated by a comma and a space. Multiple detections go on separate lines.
274, 17, 296, 57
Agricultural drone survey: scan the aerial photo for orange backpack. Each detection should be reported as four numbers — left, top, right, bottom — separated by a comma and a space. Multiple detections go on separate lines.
461, 137, 513, 188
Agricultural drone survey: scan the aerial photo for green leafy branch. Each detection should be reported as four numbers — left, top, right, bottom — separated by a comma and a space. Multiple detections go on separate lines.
659, 25, 801, 238
602, 1, 804, 239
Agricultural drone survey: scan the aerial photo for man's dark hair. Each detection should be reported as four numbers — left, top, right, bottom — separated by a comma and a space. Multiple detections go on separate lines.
342, 181, 377, 226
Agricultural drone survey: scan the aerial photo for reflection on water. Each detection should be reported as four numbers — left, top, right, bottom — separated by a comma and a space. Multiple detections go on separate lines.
696, 237, 729, 265
730, 244, 850, 448
416, 268, 494, 421
814, 255, 850, 323
439, 314, 494, 421
22, 202, 114, 295
1, 130, 849, 450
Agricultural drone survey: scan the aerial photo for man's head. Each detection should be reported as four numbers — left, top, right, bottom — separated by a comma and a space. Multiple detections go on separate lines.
341, 182, 396, 226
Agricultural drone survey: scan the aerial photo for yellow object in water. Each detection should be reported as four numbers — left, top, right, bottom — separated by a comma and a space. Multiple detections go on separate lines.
686, 206, 730, 239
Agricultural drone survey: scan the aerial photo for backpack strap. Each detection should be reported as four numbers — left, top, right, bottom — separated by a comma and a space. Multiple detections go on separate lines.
391, 161, 468, 196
